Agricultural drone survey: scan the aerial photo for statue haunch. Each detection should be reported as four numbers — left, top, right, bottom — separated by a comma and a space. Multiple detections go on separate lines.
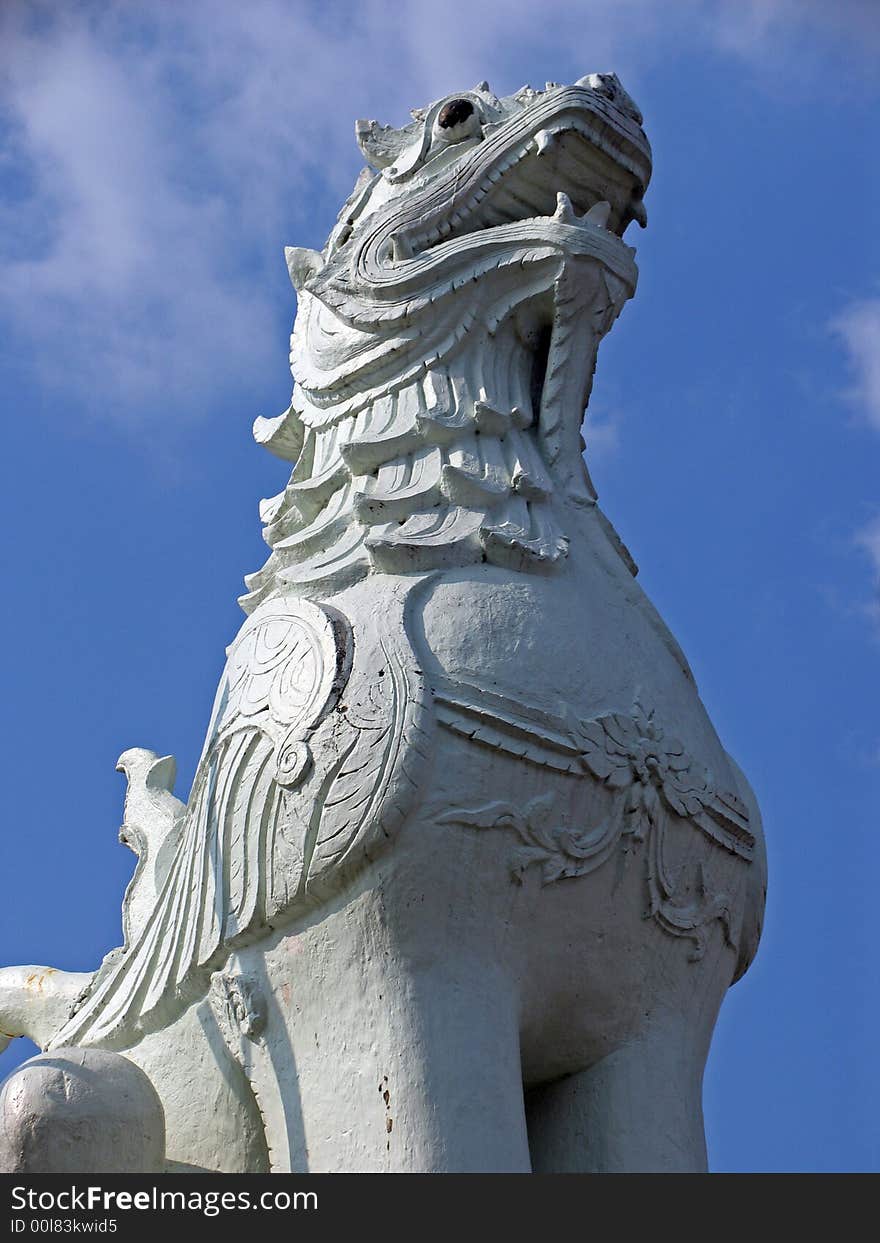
1, 74, 765, 1173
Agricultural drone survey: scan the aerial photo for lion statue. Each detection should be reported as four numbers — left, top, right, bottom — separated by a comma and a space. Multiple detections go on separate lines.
0, 73, 765, 1173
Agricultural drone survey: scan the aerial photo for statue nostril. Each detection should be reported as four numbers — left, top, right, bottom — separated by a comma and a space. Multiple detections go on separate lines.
437, 98, 474, 129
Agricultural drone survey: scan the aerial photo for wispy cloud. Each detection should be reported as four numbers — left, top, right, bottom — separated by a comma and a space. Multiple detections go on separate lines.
830, 299, 880, 434
855, 515, 880, 630
707, 0, 880, 65
856, 516, 880, 577
584, 409, 622, 462
1, 0, 877, 434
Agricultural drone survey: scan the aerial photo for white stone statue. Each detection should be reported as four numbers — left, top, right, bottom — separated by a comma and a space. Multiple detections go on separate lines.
0, 74, 765, 1173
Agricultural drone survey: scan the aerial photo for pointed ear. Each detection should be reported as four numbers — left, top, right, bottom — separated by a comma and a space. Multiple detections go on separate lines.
355, 116, 422, 170
284, 246, 324, 291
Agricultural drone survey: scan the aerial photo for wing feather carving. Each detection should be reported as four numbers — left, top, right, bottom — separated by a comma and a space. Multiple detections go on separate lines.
52, 584, 431, 1051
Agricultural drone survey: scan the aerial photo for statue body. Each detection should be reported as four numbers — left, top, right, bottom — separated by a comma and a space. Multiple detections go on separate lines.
0, 75, 765, 1174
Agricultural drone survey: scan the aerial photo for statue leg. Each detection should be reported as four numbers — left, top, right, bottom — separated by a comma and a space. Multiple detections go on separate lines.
255, 931, 532, 1172
525, 1016, 710, 1173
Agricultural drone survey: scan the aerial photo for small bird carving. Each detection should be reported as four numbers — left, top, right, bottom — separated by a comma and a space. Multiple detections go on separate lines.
115, 748, 186, 948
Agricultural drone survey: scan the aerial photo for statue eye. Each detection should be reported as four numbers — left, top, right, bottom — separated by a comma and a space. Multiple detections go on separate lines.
437, 98, 475, 129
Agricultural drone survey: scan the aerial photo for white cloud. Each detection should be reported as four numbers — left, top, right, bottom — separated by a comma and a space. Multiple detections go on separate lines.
831, 300, 880, 433
1, 0, 877, 434
855, 515, 880, 631
708, 0, 880, 61
855, 516, 880, 584
583, 409, 622, 462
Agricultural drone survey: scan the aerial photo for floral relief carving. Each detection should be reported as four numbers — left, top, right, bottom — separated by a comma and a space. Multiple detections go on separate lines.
440, 701, 752, 960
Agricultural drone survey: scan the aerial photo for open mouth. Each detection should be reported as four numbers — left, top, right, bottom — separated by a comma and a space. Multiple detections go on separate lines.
389, 87, 651, 262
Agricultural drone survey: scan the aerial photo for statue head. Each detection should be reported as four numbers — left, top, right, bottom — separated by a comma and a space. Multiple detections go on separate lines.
310, 75, 649, 280
247, 75, 652, 607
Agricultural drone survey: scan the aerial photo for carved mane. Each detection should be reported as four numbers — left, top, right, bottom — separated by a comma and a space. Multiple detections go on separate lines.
242, 76, 651, 611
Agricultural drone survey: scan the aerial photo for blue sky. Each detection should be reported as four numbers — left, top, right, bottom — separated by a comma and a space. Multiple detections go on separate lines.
1, 1, 878, 1173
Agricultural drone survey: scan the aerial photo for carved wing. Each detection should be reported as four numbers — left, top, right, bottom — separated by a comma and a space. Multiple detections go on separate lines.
253, 579, 434, 919
52, 587, 430, 1051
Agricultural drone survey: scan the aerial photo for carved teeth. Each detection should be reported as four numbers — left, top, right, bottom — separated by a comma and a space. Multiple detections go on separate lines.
550, 196, 613, 230
553, 191, 577, 224
391, 233, 413, 260
534, 128, 555, 156
584, 200, 611, 228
